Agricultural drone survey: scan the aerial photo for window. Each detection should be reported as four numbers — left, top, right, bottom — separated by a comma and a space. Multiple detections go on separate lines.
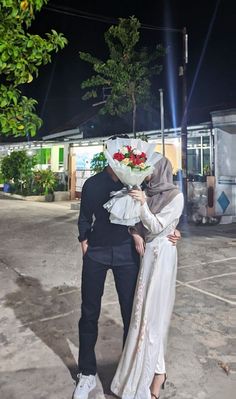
188, 148, 201, 175
188, 137, 201, 148
59, 148, 64, 166
187, 133, 211, 176
203, 148, 210, 173
36, 148, 51, 165
202, 136, 210, 146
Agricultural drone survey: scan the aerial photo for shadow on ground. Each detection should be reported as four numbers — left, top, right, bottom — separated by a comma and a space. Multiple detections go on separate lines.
4, 276, 80, 381
3, 275, 123, 396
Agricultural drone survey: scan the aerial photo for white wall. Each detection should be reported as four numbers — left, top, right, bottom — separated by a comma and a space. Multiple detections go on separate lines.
215, 128, 236, 216
215, 129, 236, 177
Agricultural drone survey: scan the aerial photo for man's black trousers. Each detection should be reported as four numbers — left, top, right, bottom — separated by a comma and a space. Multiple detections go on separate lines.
78, 253, 139, 376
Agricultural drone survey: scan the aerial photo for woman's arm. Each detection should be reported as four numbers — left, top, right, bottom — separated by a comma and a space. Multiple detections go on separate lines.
129, 190, 184, 235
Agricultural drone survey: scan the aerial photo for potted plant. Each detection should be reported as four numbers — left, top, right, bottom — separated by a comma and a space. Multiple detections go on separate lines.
34, 170, 57, 201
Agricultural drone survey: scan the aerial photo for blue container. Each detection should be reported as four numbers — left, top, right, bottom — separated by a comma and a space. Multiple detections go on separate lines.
3, 183, 11, 193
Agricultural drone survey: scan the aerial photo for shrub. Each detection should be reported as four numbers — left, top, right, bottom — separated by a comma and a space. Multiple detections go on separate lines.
90, 152, 108, 174
33, 169, 58, 195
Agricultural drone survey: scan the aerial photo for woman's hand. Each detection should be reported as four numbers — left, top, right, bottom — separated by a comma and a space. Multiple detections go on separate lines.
167, 229, 181, 246
132, 233, 145, 256
129, 189, 146, 205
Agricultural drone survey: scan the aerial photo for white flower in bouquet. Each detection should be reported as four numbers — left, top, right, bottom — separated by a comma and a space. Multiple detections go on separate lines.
139, 162, 146, 169
103, 138, 162, 226
121, 158, 130, 166
120, 146, 129, 155
132, 148, 142, 156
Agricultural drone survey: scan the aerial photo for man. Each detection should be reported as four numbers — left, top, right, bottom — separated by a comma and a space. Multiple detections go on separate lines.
73, 138, 180, 399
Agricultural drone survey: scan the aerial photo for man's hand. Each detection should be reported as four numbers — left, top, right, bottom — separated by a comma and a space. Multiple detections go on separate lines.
81, 240, 88, 256
132, 233, 145, 256
167, 229, 181, 246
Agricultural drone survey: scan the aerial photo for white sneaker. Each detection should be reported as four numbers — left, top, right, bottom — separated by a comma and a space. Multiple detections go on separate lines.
73, 373, 96, 399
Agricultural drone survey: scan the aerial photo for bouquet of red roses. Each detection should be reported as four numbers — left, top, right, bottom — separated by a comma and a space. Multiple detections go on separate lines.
113, 145, 149, 171
103, 138, 162, 225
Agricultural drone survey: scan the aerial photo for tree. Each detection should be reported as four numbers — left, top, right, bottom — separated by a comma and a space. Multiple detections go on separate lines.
80, 16, 164, 137
0, 0, 67, 137
1, 150, 29, 182
1, 150, 37, 194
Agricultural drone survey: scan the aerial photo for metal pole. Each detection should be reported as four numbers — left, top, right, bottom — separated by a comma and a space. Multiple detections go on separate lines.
159, 88, 165, 156
180, 27, 188, 219
181, 27, 188, 178
210, 127, 214, 175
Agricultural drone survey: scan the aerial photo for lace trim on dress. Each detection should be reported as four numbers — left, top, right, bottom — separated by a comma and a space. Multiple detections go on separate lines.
134, 268, 144, 329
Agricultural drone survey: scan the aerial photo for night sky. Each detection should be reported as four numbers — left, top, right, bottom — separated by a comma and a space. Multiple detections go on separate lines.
25, 0, 236, 137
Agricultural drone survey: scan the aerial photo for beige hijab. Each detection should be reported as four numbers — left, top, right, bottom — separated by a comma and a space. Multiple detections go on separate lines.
146, 156, 180, 214
133, 157, 180, 239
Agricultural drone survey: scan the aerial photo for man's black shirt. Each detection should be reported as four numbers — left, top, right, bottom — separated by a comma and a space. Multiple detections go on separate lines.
78, 168, 139, 266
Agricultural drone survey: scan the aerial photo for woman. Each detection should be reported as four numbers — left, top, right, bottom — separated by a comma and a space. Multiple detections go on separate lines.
111, 157, 184, 399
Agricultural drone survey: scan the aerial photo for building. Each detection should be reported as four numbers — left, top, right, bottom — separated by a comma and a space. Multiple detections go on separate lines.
1, 108, 235, 222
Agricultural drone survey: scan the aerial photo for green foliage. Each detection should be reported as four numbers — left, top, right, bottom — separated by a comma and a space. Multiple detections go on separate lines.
0, 85, 42, 136
20, 153, 37, 193
0, 171, 4, 184
1, 150, 32, 181
136, 133, 149, 142
33, 169, 58, 194
203, 164, 211, 176
1, 150, 37, 193
90, 152, 108, 174
0, 0, 68, 137
80, 16, 165, 135
1, 149, 58, 195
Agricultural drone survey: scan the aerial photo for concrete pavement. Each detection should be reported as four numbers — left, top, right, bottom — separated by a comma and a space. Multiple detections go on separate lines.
0, 197, 235, 399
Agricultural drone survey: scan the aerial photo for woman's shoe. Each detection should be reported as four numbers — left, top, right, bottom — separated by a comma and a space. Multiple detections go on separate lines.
151, 373, 167, 399
161, 373, 167, 390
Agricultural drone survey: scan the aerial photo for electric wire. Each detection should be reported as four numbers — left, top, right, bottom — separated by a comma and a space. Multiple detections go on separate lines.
44, 4, 183, 33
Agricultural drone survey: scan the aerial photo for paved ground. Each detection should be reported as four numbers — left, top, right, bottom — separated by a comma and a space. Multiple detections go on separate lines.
0, 197, 235, 399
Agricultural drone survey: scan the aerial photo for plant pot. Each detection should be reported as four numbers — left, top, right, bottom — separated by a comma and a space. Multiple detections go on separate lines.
54, 191, 70, 201
45, 193, 54, 202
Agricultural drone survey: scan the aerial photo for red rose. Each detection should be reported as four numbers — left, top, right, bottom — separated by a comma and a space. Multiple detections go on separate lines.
113, 152, 125, 161
135, 158, 142, 165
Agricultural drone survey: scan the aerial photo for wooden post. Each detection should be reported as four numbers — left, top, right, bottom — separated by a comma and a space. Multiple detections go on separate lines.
69, 153, 76, 200
207, 176, 216, 217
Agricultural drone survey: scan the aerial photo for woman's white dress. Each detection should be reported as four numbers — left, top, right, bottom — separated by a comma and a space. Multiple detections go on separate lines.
111, 193, 184, 399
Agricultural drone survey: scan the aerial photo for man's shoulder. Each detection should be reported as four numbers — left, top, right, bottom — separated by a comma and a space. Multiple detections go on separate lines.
83, 171, 106, 188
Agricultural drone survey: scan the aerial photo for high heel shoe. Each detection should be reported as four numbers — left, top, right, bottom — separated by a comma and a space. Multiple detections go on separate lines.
162, 373, 167, 390
151, 373, 167, 399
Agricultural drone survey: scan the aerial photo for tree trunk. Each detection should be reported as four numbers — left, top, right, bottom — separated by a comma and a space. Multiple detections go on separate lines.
132, 92, 137, 138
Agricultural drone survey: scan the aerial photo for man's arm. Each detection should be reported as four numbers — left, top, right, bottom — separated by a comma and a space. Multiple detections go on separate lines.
78, 182, 93, 255
167, 229, 181, 245
128, 227, 145, 256
132, 232, 145, 256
